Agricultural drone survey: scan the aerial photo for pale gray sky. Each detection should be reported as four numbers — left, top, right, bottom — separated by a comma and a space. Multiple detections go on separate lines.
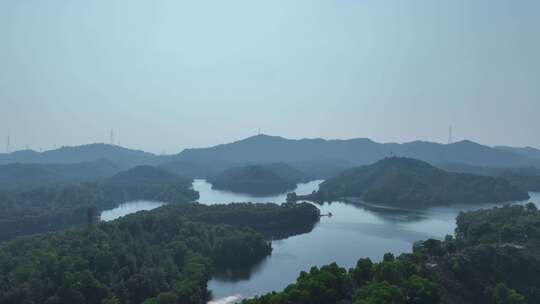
1, 0, 539, 153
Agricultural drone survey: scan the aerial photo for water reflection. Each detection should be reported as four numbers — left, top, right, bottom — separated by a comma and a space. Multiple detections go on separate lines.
194, 179, 322, 205
212, 257, 271, 283
314, 200, 427, 223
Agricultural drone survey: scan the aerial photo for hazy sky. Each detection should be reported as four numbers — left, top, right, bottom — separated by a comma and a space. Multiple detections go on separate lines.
1, 0, 539, 154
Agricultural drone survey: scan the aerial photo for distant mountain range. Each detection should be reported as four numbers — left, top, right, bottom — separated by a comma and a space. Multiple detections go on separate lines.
1, 136, 539, 174
495, 146, 540, 161
177, 135, 540, 168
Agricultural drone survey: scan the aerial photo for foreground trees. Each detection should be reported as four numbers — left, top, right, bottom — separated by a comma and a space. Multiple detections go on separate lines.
0, 202, 320, 304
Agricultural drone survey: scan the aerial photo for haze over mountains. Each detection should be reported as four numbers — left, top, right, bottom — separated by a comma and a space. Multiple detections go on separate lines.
0, 143, 157, 168
2, 135, 539, 170
177, 135, 540, 168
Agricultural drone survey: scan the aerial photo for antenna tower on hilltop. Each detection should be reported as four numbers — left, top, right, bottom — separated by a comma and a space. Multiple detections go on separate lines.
6, 136, 10, 153
448, 126, 453, 144
110, 129, 115, 145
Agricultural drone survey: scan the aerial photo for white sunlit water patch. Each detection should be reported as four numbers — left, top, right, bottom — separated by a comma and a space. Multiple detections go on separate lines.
100, 200, 166, 221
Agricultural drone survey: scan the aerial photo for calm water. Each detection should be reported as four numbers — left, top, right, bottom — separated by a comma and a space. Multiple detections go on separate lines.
100, 200, 166, 221
193, 179, 540, 303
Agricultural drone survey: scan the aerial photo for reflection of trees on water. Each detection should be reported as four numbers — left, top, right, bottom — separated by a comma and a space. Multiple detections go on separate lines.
260, 219, 319, 241
312, 200, 429, 223
211, 256, 270, 283
210, 220, 318, 283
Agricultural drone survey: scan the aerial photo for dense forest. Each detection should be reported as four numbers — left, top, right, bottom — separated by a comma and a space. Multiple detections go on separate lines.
0, 166, 198, 242
208, 163, 310, 196
244, 203, 540, 304
0, 202, 320, 304
305, 157, 529, 208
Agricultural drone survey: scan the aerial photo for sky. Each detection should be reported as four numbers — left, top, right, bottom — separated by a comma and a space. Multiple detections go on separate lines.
1, 0, 539, 154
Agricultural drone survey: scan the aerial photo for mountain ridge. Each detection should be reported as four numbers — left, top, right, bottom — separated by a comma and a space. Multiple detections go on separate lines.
2, 136, 539, 170
177, 134, 540, 168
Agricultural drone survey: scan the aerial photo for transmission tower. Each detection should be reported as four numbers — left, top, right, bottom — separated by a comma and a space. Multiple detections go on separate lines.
448, 126, 453, 144
6, 136, 10, 153
110, 129, 115, 145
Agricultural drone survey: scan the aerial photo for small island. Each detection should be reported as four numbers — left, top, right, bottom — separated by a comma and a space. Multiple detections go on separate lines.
291, 157, 529, 208
208, 163, 310, 196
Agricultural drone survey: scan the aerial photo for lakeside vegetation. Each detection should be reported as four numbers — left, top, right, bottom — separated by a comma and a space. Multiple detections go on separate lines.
208, 163, 310, 196
244, 203, 540, 304
297, 157, 529, 208
0, 166, 199, 242
0, 201, 320, 304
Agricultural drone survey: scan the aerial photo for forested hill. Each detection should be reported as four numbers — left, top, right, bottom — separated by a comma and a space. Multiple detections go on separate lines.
177, 134, 540, 168
315, 157, 529, 207
0, 166, 198, 242
244, 203, 540, 304
0, 159, 121, 190
0, 202, 320, 304
208, 163, 310, 196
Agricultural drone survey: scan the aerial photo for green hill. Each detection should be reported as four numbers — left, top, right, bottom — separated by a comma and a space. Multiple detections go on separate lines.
317, 157, 529, 207
208, 163, 310, 196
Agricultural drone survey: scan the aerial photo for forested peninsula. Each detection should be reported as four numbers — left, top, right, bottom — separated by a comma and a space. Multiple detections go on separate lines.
0, 202, 320, 304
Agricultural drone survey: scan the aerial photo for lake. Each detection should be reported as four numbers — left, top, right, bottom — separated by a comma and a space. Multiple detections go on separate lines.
192, 179, 540, 303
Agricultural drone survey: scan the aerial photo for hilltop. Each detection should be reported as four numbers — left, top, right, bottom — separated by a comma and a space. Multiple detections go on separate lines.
315, 157, 529, 207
